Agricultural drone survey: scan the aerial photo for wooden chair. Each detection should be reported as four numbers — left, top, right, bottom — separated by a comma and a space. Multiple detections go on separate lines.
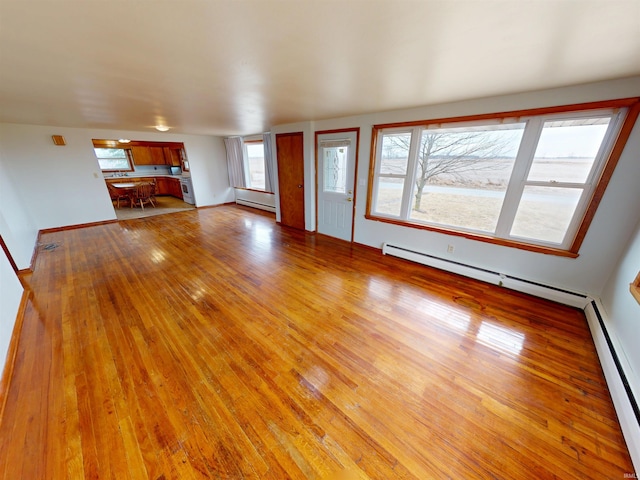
149, 179, 158, 203
130, 182, 156, 210
107, 183, 131, 208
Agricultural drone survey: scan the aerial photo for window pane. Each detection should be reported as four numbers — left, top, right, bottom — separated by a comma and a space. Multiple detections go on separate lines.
94, 148, 130, 170
374, 177, 404, 216
246, 143, 265, 190
323, 146, 348, 193
410, 124, 525, 232
94, 148, 126, 159
510, 186, 583, 244
380, 133, 411, 175
527, 118, 610, 183
411, 185, 508, 232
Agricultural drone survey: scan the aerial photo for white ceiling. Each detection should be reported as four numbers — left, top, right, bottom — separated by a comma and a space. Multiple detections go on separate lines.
1, 0, 639, 137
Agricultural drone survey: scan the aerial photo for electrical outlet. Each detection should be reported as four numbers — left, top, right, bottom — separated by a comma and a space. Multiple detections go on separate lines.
447, 244, 454, 254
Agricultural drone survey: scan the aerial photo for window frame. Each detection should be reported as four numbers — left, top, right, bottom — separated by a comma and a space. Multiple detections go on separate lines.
93, 147, 134, 172
366, 98, 640, 258
243, 139, 267, 192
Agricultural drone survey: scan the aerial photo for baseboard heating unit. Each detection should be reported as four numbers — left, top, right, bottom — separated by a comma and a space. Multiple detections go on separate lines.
235, 188, 276, 213
381, 242, 590, 309
235, 198, 276, 213
585, 299, 640, 470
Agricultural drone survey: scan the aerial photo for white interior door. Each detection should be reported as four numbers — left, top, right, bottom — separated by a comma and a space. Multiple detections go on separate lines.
317, 131, 357, 242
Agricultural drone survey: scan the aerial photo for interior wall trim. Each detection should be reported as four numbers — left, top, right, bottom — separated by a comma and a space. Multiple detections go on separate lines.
0, 289, 29, 428
39, 219, 118, 234
0, 236, 19, 273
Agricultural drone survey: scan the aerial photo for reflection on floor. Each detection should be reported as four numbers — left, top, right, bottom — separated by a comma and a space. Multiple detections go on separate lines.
114, 195, 195, 220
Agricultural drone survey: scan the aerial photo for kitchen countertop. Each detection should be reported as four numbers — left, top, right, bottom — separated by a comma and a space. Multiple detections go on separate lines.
104, 174, 184, 180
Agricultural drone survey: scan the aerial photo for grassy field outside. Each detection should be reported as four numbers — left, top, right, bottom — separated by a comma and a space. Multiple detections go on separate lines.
374, 157, 591, 244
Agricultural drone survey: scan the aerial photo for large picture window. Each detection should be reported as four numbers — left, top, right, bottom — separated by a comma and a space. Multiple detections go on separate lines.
244, 141, 266, 191
367, 99, 639, 256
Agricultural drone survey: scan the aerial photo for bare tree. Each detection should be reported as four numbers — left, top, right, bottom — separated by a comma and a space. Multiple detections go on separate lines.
386, 130, 514, 211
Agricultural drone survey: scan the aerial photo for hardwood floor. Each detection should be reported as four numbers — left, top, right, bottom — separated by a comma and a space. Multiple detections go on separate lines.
0, 205, 633, 479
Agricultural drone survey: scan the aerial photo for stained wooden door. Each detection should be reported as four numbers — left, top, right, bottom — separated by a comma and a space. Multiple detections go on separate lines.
276, 132, 305, 230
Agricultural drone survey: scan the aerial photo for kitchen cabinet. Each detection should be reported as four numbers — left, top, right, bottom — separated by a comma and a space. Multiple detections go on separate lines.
164, 147, 182, 166
154, 177, 171, 195
150, 147, 166, 165
105, 176, 183, 200
151, 177, 179, 196
131, 146, 167, 166
132, 146, 152, 165
168, 177, 183, 199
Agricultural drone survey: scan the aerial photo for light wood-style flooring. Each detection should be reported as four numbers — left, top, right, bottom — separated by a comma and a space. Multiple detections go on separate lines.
0, 205, 633, 479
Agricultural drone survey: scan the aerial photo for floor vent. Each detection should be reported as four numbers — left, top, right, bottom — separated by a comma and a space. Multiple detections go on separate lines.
382, 242, 589, 308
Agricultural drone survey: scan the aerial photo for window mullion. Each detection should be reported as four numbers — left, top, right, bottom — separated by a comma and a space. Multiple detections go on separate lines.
370, 130, 385, 213
495, 119, 543, 238
399, 127, 422, 219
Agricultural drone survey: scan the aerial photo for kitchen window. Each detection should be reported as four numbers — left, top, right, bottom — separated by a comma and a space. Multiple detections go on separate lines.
367, 98, 639, 257
94, 148, 133, 172
244, 140, 266, 191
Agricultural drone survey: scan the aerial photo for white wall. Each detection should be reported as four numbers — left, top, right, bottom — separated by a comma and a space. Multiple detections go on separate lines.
0, 251, 22, 371
272, 76, 640, 296
183, 135, 234, 207
0, 123, 234, 232
0, 131, 34, 382
0, 233, 23, 378
0, 153, 38, 270
0, 124, 117, 230
600, 219, 640, 401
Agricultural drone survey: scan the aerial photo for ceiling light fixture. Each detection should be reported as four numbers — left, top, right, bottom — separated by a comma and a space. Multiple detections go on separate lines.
118, 138, 131, 143
155, 125, 170, 132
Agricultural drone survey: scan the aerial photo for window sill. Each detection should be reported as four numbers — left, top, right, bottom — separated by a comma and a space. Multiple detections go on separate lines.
364, 214, 579, 258
234, 187, 274, 195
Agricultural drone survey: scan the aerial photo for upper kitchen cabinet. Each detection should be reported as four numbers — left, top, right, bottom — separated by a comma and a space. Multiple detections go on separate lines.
164, 147, 182, 167
93, 139, 187, 169
129, 143, 184, 166
130, 145, 149, 164
131, 145, 166, 165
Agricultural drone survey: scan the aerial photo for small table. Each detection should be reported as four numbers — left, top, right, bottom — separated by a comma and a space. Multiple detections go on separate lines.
111, 182, 137, 189
109, 182, 138, 208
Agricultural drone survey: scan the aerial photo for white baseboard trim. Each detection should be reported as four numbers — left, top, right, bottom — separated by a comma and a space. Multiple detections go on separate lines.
584, 299, 640, 473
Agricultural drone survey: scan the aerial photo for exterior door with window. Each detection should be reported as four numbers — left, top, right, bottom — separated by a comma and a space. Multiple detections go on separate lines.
317, 130, 358, 242
276, 132, 306, 230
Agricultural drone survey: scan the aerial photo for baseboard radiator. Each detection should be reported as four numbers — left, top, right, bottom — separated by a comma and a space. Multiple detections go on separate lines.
235, 198, 276, 213
381, 242, 590, 308
585, 300, 640, 471
234, 189, 276, 213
